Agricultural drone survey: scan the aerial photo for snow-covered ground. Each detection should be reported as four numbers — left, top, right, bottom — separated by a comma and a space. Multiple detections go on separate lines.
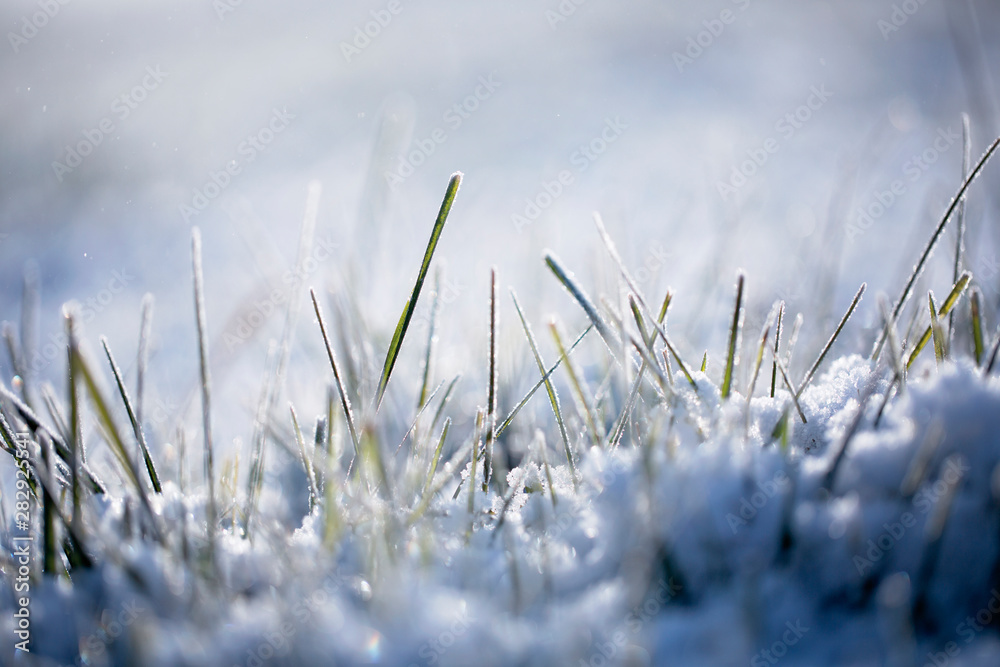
2, 1, 1000, 665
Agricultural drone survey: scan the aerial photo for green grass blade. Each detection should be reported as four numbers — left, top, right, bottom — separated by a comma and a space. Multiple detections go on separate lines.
71, 339, 163, 542
311, 289, 361, 461
796, 282, 866, 399
721, 272, 744, 400
376, 172, 462, 409
422, 417, 451, 498
101, 336, 162, 494
289, 403, 318, 512
971, 287, 984, 366
550, 320, 603, 449
770, 302, 785, 398
511, 289, 577, 486
872, 135, 1000, 362
928, 293, 946, 364
417, 268, 442, 411
905, 271, 971, 369
495, 324, 593, 438
544, 251, 619, 352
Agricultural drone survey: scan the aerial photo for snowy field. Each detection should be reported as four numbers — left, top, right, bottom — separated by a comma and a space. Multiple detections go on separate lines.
2, 1, 1000, 665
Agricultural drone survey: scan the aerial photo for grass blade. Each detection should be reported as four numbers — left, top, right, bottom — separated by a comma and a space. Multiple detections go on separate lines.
928, 293, 946, 365
310, 289, 362, 462
422, 417, 451, 498
949, 113, 972, 342
550, 320, 603, 449
101, 336, 162, 494
905, 271, 971, 369
511, 289, 577, 486
971, 287, 984, 366
135, 293, 153, 442
376, 172, 462, 409
770, 302, 785, 398
796, 283, 866, 399
775, 358, 807, 424
191, 227, 217, 555
872, 134, 1000, 362
417, 268, 442, 411
721, 272, 745, 400
544, 251, 619, 352
495, 324, 593, 438
483, 268, 499, 491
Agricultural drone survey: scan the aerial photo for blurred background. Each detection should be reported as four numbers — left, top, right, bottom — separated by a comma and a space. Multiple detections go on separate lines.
1, 0, 999, 454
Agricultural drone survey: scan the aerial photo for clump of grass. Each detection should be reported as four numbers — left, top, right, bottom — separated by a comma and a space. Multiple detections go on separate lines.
3, 127, 1000, 666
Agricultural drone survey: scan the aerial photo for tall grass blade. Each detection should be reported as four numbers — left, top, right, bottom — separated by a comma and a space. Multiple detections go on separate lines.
511, 289, 577, 486
872, 134, 1000, 362
71, 337, 163, 542
949, 113, 971, 342
422, 417, 451, 498
310, 289, 362, 461
101, 336, 162, 494
771, 302, 785, 398
495, 324, 593, 438
376, 172, 462, 409
417, 268, 442, 411
796, 283, 866, 399
544, 251, 619, 352
985, 324, 1000, 377
611, 291, 671, 448
289, 404, 318, 511
776, 358, 807, 424
191, 228, 217, 557
721, 272, 745, 400
244, 340, 276, 531
135, 294, 153, 442
483, 268, 499, 491
550, 320, 603, 449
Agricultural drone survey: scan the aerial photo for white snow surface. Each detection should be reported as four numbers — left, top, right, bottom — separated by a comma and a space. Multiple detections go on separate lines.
4, 357, 1000, 666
